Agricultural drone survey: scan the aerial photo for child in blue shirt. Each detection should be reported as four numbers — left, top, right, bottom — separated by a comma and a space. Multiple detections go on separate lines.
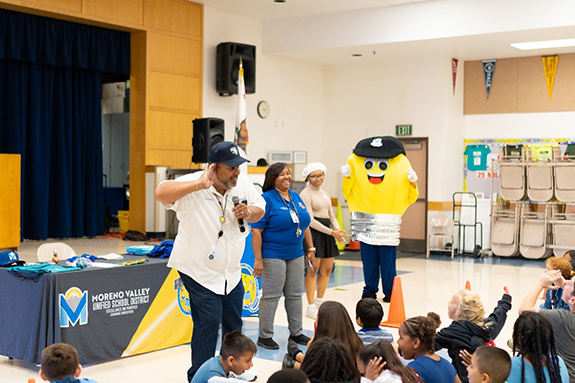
191, 331, 257, 383
39, 343, 98, 383
355, 297, 394, 346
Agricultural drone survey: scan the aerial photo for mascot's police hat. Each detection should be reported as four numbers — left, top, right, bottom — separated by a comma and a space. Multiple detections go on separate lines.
353, 136, 405, 159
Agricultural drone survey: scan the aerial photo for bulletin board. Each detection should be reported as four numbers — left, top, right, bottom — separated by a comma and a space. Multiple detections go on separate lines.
463, 138, 575, 196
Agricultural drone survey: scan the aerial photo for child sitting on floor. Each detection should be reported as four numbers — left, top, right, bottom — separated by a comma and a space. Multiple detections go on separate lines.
435, 288, 512, 383
356, 298, 394, 346
398, 313, 461, 383
466, 346, 511, 383
541, 256, 572, 310
40, 343, 98, 383
191, 331, 257, 383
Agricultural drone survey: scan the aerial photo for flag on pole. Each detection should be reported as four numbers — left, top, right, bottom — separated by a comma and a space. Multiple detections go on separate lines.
235, 58, 249, 152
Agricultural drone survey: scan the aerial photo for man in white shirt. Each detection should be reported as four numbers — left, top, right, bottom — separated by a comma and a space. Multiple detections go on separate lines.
155, 141, 265, 382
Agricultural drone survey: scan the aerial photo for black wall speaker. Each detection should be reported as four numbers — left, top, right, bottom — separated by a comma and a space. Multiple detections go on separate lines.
192, 118, 225, 163
216, 42, 256, 96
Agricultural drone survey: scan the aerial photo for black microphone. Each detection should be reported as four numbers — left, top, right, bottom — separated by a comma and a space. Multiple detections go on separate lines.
232, 196, 246, 232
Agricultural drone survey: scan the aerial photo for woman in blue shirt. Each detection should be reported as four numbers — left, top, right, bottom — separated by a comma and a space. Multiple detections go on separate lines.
251, 162, 315, 350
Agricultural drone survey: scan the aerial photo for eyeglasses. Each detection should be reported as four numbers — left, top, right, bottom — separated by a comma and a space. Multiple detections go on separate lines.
309, 174, 325, 179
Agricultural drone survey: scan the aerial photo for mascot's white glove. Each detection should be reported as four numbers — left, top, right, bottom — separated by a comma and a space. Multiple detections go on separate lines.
340, 164, 351, 177
407, 168, 418, 183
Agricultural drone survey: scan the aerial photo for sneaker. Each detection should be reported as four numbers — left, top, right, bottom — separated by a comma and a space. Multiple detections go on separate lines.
306, 304, 318, 319
383, 294, 391, 303
289, 333, 311, 345
362, 291, 377, 299
230, 371, 258, 382
257, 337, 279, 350
315, 298, 324, 307
282, 353, 296, 369
287, 339, 303, 359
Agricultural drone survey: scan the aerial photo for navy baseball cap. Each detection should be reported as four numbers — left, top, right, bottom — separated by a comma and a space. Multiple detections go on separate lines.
208, 141, 250, 167
0, 250, 25, 267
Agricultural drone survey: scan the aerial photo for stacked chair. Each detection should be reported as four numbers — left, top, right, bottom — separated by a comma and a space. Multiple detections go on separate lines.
492, 145, 575, 259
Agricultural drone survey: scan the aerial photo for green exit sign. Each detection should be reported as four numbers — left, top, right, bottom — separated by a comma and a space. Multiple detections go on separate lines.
396, 124, 412, 136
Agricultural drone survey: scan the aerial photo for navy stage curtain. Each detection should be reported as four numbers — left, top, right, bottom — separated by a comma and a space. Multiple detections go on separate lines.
0, 9, 130, 240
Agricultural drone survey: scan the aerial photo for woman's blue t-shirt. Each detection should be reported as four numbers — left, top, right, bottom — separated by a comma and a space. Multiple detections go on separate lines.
251, 189, 311, 260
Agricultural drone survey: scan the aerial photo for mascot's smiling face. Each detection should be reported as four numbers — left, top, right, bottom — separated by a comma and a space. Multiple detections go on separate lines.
364, 157, 389, 185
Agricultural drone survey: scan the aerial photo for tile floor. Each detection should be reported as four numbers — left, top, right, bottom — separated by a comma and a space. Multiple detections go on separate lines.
1, 238, 547, 383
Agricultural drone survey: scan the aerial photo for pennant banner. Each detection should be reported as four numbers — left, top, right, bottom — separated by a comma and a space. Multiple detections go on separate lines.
482, 60, 496, 99
235, 58, 249, 152
452, 58, 458, 95
542, 55, 558, 100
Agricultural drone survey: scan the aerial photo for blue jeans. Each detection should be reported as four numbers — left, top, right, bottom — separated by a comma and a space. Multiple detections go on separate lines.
178, 272, 243, 382
360, 243, 396, 296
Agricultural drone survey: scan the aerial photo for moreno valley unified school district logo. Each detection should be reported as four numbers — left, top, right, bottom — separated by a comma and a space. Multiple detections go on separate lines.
59, 287, 88, 327
174, 277, 191, 316
241, 263, 261, 314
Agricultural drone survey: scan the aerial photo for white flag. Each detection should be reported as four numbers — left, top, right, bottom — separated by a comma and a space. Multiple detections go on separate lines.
235, 58, 248, 152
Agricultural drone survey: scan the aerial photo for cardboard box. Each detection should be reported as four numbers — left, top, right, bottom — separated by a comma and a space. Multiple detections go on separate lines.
111, 97, 124, 113
102, 82, 126, 99
102, 97, 125, 114
102, 99, 113, 114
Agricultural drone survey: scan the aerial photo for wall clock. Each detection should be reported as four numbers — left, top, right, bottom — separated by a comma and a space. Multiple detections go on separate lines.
257, 101, 270, 119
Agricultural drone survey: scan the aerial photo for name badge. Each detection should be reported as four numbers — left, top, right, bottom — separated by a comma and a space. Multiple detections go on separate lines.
289, 209, 299, 224
208, 245, 219, 261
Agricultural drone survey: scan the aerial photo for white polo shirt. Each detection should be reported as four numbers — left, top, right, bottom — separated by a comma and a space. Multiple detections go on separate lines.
162, 172, 265, 295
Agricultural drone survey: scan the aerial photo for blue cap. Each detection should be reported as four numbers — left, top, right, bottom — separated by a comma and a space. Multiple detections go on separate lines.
0, 251, 25, 267
208, 141, 250, 167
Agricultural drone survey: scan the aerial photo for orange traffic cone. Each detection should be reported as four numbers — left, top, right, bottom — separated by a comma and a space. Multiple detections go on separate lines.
465, 280, 471, 290
381, 276, 406, 329
346, 239, 361, 251
539, 288, 546, 300
28, 379, 36, 383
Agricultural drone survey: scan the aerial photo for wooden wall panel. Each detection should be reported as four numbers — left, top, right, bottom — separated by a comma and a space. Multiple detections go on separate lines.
0, 154, 20, 248
83, 0, 144, 27
147, 149, 199, 169
517, 54, 575, 112
147, 110, 198, 151
148, 72, 201, 113
464, 58, 518, 115
130, 31, 147, 233
145, 0, 202, 38
17, 0, 81, 13
148, 33, 202, 77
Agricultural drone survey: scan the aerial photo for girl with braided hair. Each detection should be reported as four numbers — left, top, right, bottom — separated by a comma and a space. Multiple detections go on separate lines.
397, 313, 461, 383
357, 339, 423, 383
300, 338, 360, 383
507, 311, 569, 383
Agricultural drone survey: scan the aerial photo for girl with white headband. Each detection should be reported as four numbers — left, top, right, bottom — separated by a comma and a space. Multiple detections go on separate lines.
300, 162, 346, 319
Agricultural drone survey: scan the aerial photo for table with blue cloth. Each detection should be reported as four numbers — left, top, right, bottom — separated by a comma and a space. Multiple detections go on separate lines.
0, 257, 191, 364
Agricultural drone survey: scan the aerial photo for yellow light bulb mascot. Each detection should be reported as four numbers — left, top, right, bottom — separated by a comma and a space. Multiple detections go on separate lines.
341, 136, 418, 302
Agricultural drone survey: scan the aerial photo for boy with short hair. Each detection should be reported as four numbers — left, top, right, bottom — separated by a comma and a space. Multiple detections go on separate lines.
191, 331, 257, 383
40, 343, 98, 383
467, 346, 511, 383
355, 297, 393, 345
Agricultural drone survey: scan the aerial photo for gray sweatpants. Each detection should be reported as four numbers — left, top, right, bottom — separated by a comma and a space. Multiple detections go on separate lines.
259, 256, 304, 339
